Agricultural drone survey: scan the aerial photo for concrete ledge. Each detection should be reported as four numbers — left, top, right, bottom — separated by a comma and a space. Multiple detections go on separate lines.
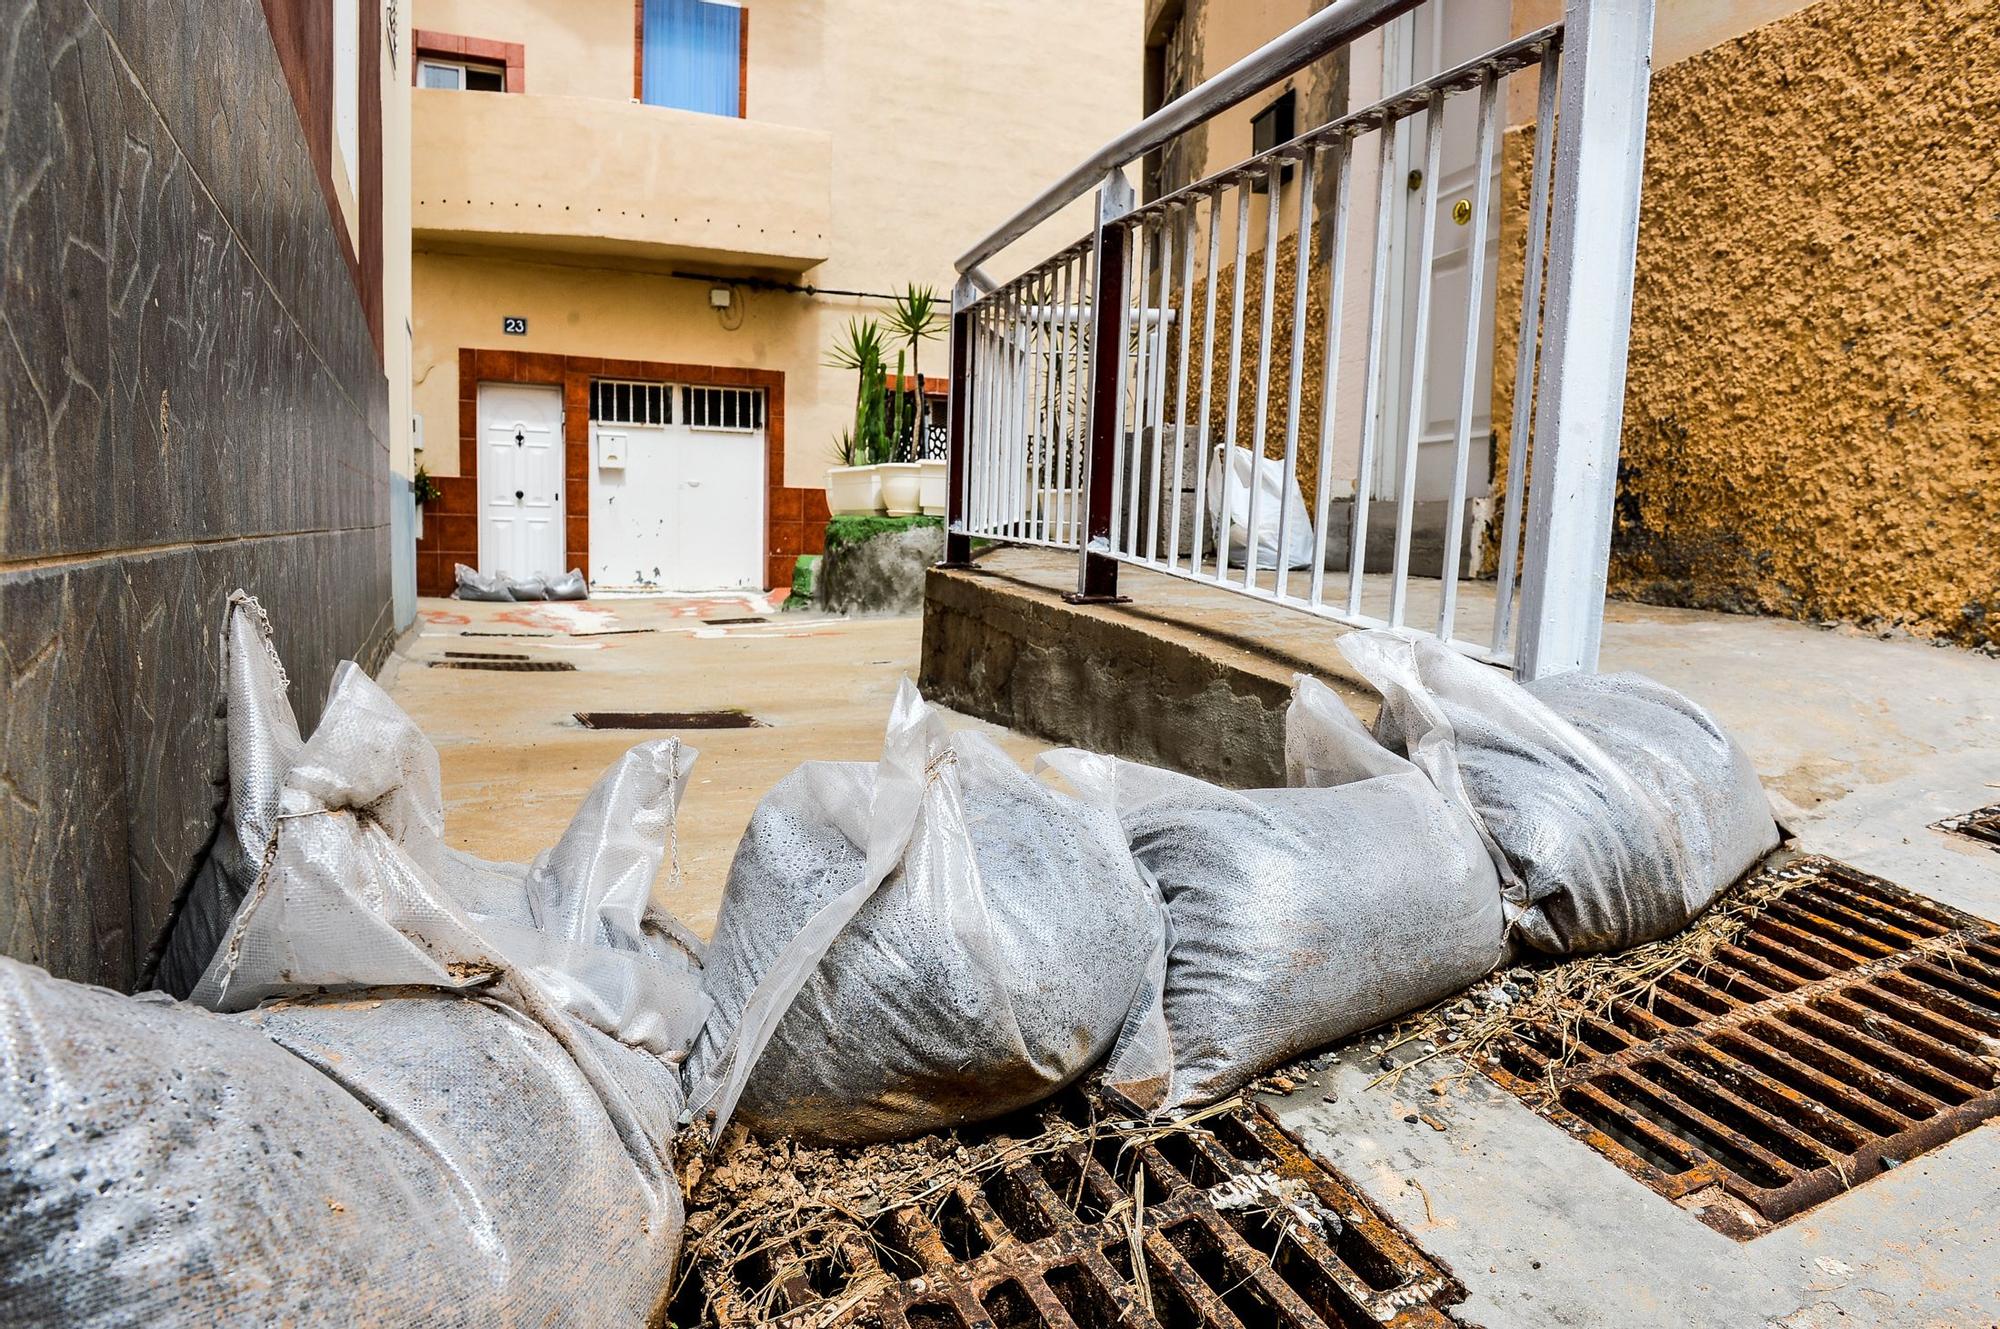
919, 548, 1377, 787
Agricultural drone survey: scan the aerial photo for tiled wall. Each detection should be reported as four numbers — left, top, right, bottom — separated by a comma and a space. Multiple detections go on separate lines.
417, 349, 826, 596
0, 0, 393, 989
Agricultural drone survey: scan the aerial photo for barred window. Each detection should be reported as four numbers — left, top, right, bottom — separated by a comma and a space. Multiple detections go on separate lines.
590, 379, 672, 425
683, 385, 765, 432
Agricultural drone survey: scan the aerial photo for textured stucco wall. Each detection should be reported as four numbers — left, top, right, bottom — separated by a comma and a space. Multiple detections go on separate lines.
0, 0, 394, 988
1494, 0, 2000, 645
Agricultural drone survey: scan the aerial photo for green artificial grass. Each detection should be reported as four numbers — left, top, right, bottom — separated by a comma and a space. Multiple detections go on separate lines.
821, 514, 943, 561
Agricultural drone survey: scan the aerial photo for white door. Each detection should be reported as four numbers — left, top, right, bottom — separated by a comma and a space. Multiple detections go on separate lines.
478, 383, 565, 577
1376, 0, 1509, 503
589, 382, 765, 591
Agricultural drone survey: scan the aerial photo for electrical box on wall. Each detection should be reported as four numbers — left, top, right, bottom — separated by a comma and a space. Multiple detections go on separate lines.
596, 429, 628, 470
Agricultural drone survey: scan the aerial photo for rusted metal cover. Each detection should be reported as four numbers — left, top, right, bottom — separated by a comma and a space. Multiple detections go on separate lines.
426, 659, 576, 672
677, 1097, 1463, 1328
1933, 804, 2000, 852
1479, 855, 2000, 1239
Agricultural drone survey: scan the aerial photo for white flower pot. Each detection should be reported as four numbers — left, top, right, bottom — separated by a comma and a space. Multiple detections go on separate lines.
826, 464, 885, 516
919, 459, 948, 516
880, 462, 923, 517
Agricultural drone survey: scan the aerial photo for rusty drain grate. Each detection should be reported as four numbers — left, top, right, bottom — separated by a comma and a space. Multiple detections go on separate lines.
428, 659, 577, 672
673, 1096, 1462, 1329
444, 650, 529, 661
1933, 803, 2000, 852
1478, 855, 2000, 1239
704, 616, 768, 626
574, 710, 765, 730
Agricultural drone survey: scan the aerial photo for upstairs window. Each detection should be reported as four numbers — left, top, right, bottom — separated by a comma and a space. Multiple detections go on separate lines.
419, 58, 506, 91
640, 0, 745, 118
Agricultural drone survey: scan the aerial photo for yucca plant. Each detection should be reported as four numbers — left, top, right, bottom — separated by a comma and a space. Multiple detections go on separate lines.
826, 318, 892, 465
886, 284, 944, 458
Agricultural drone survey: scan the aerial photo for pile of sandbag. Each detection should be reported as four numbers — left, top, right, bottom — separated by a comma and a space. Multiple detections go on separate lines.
1335, 629, 1779, 956
2, 595, 700, 1327
453, 563, 588, 601
685, 682, 1163, 1143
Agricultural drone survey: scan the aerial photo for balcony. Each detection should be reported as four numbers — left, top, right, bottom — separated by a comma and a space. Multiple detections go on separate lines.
412, 90, 831, 272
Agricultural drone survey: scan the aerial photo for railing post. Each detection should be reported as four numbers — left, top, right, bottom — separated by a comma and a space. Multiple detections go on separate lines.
942, 277, 978, 568
1068, 169, 1136, 604
1514, 0, 1654, 680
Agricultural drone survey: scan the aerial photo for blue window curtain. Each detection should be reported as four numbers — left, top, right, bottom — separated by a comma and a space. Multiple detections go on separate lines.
641, 0, 742, 117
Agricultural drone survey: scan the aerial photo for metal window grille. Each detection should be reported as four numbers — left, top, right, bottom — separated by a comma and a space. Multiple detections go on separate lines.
590, 379, 673, 426
683, 385, 765, 432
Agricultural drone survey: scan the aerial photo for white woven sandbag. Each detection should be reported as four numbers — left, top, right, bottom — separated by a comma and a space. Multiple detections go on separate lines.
1337, 629, 1779, 955
685, 682, 1163, 1144
452, 562, 512, 601
1044, 676, 1504, 1114
0, 958, 686, 1329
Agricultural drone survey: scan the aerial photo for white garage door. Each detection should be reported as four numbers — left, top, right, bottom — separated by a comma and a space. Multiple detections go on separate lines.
588, 380, 766, 591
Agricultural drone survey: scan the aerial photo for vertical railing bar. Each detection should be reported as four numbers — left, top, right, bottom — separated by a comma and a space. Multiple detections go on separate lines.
996, 285, 1017, 540
1018, 272, 1041, 543
1166, 199, 1198, 572
1066, 248, 1090, 546
1077, 169, 1135, 598
1108, 222, 1135, 557
1438, 69, 1500, 642
1492, 41, 1561, 654
1309, 133, 1354, 607
1050, 255, 1074, 546
1388, 88, 1446, 628
1190, 187, 1224, 578
1346, 120, 1401, 618
1120, 215, 1152, 556
1145, 211, 1175, 563
1013, 280, 1033, 542
1243, 158, 1284, 591
972, 300, 991, 535
947, 284, 974, 564
1033, 264, 1062, 544
1219, 180, 1253, 580
1274, 145, 1318, 601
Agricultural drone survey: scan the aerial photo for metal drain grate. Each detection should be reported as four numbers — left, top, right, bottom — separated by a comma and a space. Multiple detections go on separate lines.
574, 711, 765, 730
674, 1097, 1463, 1328
444, 651, 529, 661
1933, 804, 2000, 852
704, 616, 768, 626
1478, 855, 2000, 1239
428, 659, 576, 672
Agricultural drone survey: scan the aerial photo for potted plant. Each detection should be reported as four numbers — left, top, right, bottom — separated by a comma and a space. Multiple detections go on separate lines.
886, 284, 949, 516
412, 463, 441, 539
825, 318, 890, 516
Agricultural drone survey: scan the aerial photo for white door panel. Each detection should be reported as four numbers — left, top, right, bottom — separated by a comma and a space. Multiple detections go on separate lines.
478, 383, 564, 577
1377, 0, 1507, 503
589, 386, 765, 592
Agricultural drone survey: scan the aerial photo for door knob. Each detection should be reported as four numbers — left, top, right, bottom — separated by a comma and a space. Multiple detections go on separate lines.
515, 490, 524, 501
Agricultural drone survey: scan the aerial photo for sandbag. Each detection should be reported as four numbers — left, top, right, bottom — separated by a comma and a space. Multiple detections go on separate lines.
1044, 675, 1505, 1114
151, 593, 304, 997
453, 562, 512, 600
0, 961, 687, 1328
549, 568, 590, 600
505, 572, 550, 600
1337, 629, 1779, 956
1206, 444, 1316, 570
685, 681, 1162, 1144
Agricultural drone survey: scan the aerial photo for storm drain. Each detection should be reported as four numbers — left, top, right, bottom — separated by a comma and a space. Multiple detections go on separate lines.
704, 616, 768, 626
1932, 804, 2000, 852
574, 711, 764, 730
1479, 856, 2000, 1239
428, 659, 576, 672
444, 651, 529, 661
674, 1096, 1463, 1328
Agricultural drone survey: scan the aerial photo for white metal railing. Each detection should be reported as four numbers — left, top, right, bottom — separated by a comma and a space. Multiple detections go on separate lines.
945, 0, 1655, 680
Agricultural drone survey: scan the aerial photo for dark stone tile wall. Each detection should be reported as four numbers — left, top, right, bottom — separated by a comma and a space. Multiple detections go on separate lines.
0, 0, 392, 988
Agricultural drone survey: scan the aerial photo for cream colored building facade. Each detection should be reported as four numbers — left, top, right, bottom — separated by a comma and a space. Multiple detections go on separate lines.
409, 0, 1139, 594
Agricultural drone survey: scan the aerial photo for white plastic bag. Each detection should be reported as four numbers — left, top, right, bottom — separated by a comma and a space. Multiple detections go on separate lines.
685, 681, 1163, 1144
1337, 629, 1780, 955
453, 562, 512, 600
1044, 675, 1504, 1114
1205, 444, 1316, 570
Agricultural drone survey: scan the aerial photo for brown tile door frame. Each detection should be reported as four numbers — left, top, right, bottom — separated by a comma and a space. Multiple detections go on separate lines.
447, 348, 803, 591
